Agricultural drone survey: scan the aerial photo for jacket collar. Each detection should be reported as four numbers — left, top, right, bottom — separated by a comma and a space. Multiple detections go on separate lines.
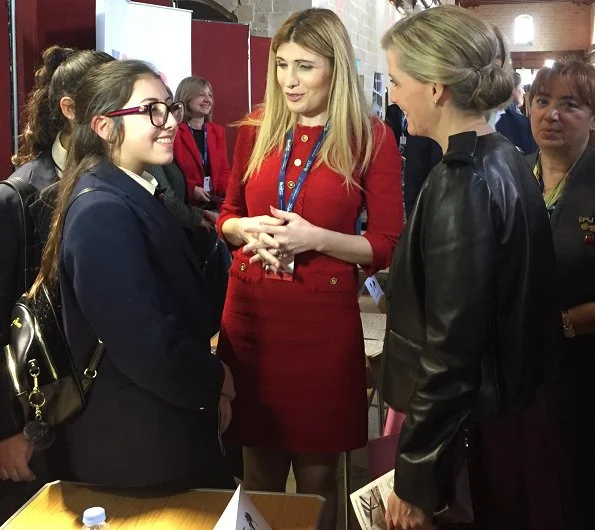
89, 161, 205, 279
28, 151, 60, 186
178, 122, 205, 170
549, 146, 595, 229
442, 132, 477, 165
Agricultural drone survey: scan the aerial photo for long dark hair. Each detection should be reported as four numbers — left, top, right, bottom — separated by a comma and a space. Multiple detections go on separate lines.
12, 46, 113, 167
31, 60, 160, 295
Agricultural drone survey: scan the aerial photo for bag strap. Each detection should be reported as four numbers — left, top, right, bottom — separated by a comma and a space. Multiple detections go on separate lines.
1, 177, 38, 288
63, 186, 115, 389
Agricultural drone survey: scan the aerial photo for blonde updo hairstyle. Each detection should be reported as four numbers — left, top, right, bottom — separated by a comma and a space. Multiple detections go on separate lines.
381, 5, 513, 114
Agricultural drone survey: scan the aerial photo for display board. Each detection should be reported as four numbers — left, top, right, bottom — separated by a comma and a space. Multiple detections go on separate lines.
0, 0, 12, 178
97, 0, 192, 95
250, 36, 271, 108
191, 20, 250, 161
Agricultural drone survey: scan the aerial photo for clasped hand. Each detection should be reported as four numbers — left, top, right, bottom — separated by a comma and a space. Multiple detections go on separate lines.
385, 491, 436, 530
242, 206, 319, 273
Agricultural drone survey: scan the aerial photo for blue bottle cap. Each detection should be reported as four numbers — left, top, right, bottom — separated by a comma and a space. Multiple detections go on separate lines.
83, 506, 106, 526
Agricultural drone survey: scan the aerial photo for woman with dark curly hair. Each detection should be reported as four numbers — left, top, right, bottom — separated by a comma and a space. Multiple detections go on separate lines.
0, 45, 113, 524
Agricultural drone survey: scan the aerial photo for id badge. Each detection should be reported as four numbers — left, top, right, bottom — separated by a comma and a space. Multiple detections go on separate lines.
203, 176, 211, 193
265, 259, 294, 282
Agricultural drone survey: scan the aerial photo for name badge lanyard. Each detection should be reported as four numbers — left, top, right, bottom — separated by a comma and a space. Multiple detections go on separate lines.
201, 125, 208, 172
278, 124, 327, 213
399, 114, 407, 150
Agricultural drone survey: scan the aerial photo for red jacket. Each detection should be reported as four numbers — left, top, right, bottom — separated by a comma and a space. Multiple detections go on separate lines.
173, 121, 231, 203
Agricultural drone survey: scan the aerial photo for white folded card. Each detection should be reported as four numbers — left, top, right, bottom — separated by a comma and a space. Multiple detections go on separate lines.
213, 484, 272, 530
364, 275, 385, 306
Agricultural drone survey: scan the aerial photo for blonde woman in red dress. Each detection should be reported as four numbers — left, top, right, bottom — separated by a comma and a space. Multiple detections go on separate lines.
216, 8, 403, 528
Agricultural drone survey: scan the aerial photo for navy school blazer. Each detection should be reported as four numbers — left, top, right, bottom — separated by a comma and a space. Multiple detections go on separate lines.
59, 161, 224, 487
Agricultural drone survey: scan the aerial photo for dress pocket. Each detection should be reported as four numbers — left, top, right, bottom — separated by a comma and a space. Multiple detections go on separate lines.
228, 254, 263, 284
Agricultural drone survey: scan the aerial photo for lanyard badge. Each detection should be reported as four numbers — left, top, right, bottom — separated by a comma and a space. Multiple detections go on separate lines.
277, 124, 327, 213
201, 125, 208, 168
266, 124, 327, 282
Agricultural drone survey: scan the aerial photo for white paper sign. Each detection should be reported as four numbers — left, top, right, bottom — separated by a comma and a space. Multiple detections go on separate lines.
364, 275, 385, 306
350, 469, 394, 529
214, 485, 272, 530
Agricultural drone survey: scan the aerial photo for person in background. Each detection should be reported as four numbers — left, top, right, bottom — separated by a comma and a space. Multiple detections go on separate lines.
385, 103, 442, 218
527, 59, 595, 530
174, 76, 231, 209
0, 46, 113, 525
496, 71, 538, 154
381, 6, 563, 530
31, 59, 235, 490
147, 160, 229, 339
216, 8, 403, 528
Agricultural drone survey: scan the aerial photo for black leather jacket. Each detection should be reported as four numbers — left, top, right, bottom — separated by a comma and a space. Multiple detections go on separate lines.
382, 132, 562, 516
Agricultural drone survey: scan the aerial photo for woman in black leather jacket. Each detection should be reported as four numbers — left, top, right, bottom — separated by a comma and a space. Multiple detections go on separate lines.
527, 60, 595, 530
381, 6, 564, 530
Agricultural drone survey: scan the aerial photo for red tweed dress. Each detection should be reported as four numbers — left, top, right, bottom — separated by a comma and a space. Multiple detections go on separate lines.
216, 120, 403, 452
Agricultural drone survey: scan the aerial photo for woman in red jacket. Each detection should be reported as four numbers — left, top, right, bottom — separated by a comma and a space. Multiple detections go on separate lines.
174, 76, 231, 207
216, 8, 403, 528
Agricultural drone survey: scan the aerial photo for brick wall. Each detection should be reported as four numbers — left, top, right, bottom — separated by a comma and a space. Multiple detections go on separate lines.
312, 0, 401, 114
219, 0, 402, 115
473, 2, 590, 53
216, 0, 310, 37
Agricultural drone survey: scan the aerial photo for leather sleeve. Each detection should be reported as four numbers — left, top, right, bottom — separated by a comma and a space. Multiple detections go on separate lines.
62, 194, 224, 411
0, 186, 20, 347
394, 167, 497, 516
0, 186, 25, 438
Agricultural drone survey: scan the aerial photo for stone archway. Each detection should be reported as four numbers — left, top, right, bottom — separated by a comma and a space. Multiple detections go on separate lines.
175, 0, 307, 37
176, 0, 237, 22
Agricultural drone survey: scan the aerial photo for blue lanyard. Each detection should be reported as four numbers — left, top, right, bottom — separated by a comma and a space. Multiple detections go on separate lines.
201, 125, 208, 168
278, 124, 327, 213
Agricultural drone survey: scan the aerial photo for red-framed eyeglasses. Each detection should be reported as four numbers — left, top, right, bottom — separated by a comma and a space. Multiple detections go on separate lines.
104, 101, 185, 127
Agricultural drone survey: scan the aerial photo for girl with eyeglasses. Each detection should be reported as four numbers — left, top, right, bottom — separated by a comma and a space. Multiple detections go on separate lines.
31, 59, 235, 490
